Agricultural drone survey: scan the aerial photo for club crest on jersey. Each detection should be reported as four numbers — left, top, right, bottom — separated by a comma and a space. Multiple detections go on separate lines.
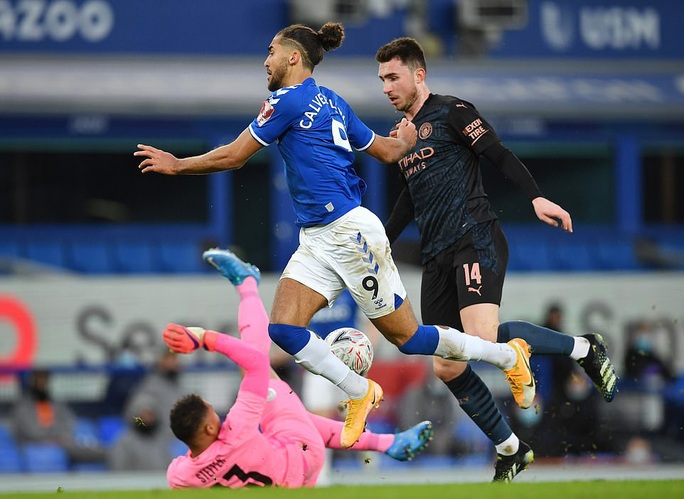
257, 99, 275, 126
419, 122, 433, 140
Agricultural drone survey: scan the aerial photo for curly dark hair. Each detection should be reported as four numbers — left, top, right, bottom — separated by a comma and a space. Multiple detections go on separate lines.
278, 22, 345, 71
375, 37, 427, 73
169, 394, 208, 445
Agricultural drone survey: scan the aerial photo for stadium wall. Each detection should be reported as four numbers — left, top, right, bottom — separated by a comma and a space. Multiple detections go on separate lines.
1, 269, 682, 371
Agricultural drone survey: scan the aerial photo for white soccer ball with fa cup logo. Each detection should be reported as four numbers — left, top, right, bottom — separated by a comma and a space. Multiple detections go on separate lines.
325, 327, 374, 376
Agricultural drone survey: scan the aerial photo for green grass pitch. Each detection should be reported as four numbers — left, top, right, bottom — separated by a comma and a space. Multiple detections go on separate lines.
4, 481, 683, 499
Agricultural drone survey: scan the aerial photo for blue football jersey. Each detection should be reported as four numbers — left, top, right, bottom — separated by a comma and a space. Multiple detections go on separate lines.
248, 78, 376, 227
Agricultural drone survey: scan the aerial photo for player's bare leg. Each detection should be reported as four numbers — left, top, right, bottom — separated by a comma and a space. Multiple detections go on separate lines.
269, 278, 383, 448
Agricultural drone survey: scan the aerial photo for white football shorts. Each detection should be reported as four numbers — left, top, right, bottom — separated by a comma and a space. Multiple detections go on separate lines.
281, 206, 407, 320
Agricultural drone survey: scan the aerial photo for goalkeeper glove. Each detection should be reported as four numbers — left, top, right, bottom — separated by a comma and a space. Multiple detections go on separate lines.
162, 323, 218, 353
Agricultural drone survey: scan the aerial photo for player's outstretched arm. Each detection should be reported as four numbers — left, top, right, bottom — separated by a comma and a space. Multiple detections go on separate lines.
532, 197, 573, 232
162, 323, 269, 388
366, 118, 417, 163
135, 129, 263, 175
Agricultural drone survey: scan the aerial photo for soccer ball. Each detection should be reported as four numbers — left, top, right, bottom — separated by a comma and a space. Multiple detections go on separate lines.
325, 327, 374, 376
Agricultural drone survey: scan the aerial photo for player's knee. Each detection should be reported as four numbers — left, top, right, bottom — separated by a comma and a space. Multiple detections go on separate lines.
382, 330, 408, 347
372, 303, 419, 347
433, 357, 467, 381
268, 323, 310, 355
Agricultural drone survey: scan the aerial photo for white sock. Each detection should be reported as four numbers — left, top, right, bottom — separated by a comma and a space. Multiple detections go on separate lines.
294, 330, 368, 398
495, 433, 520, 456
336, 371, 370, 399
570, 336, 590, 360
434, 326, 516, 370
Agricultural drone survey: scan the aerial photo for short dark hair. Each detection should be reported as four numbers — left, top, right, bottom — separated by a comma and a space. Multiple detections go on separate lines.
375, 37, 427, 73
169, 394, 207, 445
278, 22, 345, 71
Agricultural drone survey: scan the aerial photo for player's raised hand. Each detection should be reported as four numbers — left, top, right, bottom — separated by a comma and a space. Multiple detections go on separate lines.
163, 323, 206, 354
532, 197, 573, 233
134, 144, 181, 175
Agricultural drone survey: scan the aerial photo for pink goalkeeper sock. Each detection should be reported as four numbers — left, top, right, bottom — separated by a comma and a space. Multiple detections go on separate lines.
307, 413, 394, 453
236, 278, 271, 355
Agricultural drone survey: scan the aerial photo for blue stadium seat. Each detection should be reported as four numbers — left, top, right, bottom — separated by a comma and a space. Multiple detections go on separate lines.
159, 242, 204, 273
508, 240, 553, 271
98, 416, 127, 448
0, 240, 22, 259
21, 443, 69, 473
112, 241, 157, 273
0, 430, 21, 473
0, 241, 23, 275
0, 424, 21, 472
595, 239, 638, 270
0, 445, 21, 473
0, 424, 14, 445
550, 241, 597, 271
24, 240, 69, 269
73, 418, 102, 448
69, 241, 114, 274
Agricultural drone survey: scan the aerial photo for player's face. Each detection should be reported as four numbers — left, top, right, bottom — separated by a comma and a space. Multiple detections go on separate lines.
378, 57, 420, 115
264, 37, 289, 92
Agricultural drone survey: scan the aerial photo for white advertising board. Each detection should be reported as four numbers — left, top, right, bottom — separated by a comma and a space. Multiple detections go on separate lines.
1, 270, 683, 373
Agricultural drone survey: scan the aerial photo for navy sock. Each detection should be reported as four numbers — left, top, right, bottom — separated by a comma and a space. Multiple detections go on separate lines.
497, 320, 574, 355
398, 325, 439, 355
445, 365, 512, 444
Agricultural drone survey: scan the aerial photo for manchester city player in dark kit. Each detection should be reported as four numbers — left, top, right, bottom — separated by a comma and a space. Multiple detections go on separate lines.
376, 37, 619, 481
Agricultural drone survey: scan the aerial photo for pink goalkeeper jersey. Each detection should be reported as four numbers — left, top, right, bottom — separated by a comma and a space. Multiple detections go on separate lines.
166, 335, 324, 489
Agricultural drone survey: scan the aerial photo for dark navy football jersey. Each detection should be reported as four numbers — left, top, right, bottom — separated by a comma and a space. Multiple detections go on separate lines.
397, 94, 500, 262
249, 78, 376, 228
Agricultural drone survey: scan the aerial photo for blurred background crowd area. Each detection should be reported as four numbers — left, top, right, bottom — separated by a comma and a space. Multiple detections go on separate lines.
1, 297, 683, 474
1, 0, 683, 475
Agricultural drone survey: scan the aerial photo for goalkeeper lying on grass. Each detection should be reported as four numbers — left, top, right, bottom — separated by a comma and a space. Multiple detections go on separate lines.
162, 249, 433, 489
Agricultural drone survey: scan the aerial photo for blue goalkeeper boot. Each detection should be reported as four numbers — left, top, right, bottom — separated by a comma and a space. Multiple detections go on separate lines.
385, 420, 434, 461
203, 248, 261, 285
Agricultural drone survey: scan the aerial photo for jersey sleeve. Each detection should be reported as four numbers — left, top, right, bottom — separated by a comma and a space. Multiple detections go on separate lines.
385, 184, 414, 244
446, 100, 501, 155
447, 100, 543, 200
336, 94, 376, 151
248, 87, 298, 146
212, 334, 269, 438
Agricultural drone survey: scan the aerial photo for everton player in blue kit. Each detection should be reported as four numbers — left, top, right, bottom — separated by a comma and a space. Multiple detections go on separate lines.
376, 37, 619, 481
135, 23, 537, 452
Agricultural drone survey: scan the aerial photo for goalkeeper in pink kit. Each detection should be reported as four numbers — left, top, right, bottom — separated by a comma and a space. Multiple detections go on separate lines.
163, 248, 433, 489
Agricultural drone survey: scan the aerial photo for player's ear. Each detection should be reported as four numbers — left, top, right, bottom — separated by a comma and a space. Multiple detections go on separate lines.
415, 67, 426, 84
289, 50, 300, 66
204, 421, 219, 437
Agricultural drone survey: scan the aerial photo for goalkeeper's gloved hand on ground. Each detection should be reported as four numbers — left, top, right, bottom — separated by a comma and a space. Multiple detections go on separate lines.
162, 323, 218, 354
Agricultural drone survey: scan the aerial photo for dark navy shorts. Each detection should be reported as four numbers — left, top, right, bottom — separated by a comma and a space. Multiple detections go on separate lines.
420, 220, 508, 330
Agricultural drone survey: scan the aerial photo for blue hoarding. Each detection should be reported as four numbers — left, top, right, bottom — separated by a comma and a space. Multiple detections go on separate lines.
0, 0, 286, 55
1, 0, 681, 60
490, 0, 684, 59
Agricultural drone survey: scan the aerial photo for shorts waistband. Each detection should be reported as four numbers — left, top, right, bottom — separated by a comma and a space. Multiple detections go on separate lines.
301, 206, 364, 237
